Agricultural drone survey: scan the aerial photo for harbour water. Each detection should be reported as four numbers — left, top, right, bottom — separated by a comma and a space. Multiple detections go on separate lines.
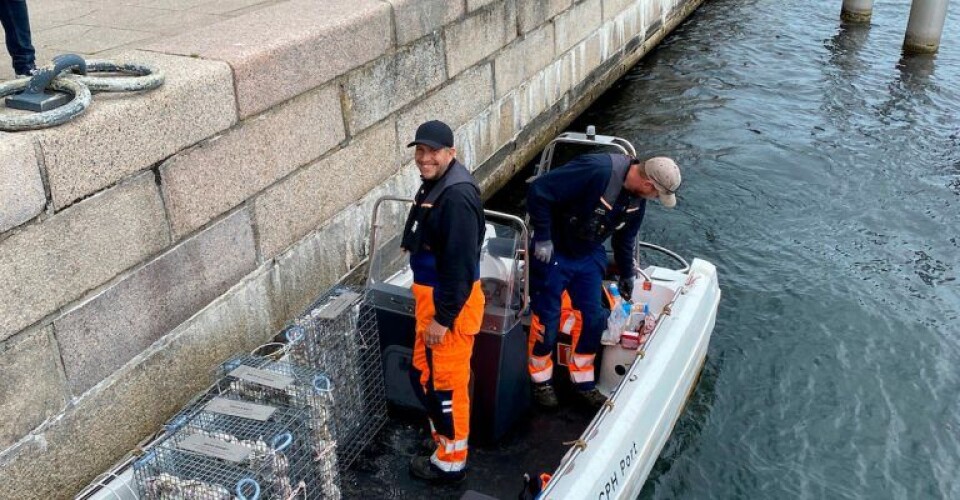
560, 0, 960, 497
351, 0, 960, 497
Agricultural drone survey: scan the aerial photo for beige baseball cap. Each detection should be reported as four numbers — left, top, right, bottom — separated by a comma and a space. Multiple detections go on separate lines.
643, 157, 681, 208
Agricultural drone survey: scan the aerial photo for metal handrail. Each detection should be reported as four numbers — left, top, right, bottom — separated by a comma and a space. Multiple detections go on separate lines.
366, 196, 531, 316
636, 241, 691, 275
534, 127, 638, 178
367, 195, 411, 283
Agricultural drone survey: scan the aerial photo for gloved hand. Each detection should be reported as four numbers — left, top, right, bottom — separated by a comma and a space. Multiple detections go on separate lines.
533, 240, 554, 263
618, 276, 634, 302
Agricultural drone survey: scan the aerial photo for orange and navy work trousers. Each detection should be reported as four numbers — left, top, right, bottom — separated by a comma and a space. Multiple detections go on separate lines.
528, 247, 607, 390
411, 281, 485, 472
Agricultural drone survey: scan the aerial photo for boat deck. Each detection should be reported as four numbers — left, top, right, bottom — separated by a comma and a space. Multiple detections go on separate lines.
342, 397, 594, 499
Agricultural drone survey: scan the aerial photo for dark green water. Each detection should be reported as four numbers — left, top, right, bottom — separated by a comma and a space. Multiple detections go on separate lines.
560, 0, 960, 498
349, 1, 960, 498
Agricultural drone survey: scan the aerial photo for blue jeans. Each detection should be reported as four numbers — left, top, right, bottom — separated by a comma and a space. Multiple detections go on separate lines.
0, 0, 35, 75
529, 246, 608, 360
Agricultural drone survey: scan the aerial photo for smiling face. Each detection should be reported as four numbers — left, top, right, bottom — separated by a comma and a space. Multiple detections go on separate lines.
414, 144, 457, 180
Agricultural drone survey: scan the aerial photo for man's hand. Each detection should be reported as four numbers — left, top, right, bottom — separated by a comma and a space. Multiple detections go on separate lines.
425, 319, 449, 347
534, 240, 554, 263
618, 276, 634, 303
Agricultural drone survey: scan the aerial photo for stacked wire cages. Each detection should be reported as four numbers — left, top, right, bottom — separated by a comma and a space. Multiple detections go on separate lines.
215, 355, 341, 498
282, 285, 387, 471
134, 354, 341, 499
134, 400, 319, 500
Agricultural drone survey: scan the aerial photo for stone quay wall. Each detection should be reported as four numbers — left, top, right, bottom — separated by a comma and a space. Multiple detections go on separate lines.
0, 0, 702, 496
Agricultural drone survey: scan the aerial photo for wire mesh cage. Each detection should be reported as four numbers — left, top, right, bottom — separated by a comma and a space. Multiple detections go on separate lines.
281, 285, 387, 470
135, 401, 326, 499
215, 355, 339, 488
161, 354, 342, 498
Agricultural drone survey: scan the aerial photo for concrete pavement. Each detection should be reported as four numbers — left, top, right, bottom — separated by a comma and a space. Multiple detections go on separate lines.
0, 0, 288, 80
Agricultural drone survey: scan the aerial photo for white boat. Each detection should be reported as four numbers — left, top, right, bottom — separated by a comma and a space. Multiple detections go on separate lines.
368, 128, 721, 499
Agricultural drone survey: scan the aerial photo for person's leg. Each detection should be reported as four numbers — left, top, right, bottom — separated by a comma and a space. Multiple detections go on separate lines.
0, 0, 35, 75
410, 287, 434, 433
565, 247, 609, 392
410, 282, 484, 479
527, 253, 572, 386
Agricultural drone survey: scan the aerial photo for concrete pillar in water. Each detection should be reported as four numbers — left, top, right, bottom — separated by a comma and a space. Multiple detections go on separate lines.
903, 0, 950, 53
841, 0, 874, 23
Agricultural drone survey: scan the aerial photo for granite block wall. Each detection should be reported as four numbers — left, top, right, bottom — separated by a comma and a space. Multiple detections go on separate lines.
0, 0, 703, 496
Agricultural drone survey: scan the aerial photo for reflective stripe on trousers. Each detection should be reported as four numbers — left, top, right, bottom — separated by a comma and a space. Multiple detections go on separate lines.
412, 281, 484, 472
528, 291, 599, 387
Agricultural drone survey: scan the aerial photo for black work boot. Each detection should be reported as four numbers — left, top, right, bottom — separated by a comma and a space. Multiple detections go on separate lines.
576, 388, 608, 409
409, 455, 466, 484
533, 382, 559, 408
418, 437, 438, 456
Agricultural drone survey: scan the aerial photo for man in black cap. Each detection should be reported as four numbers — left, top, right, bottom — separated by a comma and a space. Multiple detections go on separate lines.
401, 120, 486, 483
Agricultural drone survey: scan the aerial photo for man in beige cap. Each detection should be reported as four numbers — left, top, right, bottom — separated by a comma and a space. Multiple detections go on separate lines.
526, 153, 681, 409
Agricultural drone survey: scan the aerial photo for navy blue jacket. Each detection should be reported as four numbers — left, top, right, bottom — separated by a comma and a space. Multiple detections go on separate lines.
527, 153, 645, 279
404, 160, 485, 327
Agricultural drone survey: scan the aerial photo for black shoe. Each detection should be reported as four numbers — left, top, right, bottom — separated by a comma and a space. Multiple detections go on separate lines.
419, 437, 438, 456
409, 455, 466, 483
576, 388, 608, 409
533, 383, 559, 408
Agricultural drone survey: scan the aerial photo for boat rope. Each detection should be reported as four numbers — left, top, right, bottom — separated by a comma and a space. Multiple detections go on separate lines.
681, 272, 701, 294
250, 342, 290, 361
562, 438, 588, 451
0, 56, 164, 132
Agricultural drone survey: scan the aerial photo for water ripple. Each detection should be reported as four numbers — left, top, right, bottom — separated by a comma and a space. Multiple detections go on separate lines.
569, 0, 960, 498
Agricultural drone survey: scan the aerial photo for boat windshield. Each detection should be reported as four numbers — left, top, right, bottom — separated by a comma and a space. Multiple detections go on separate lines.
366, 197, 529, 334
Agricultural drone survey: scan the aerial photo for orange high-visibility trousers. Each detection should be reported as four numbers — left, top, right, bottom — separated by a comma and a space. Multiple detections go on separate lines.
528, 287, 613, 388
529, 291, 595, 385
411, 281, 484, 472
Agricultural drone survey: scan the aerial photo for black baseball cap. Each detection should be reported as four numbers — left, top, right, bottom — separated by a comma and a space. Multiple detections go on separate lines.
407, 120, 454, 150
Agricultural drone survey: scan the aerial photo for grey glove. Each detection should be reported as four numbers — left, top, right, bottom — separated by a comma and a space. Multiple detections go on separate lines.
618, 276, 634, 302
533, 240, 554, 263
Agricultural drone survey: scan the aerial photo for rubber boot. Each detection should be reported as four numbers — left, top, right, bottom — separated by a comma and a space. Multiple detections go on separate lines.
576, 388, 608, 409
419, 437, 438, 456
410, 455, 466, 484
533, 382, 559, 408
